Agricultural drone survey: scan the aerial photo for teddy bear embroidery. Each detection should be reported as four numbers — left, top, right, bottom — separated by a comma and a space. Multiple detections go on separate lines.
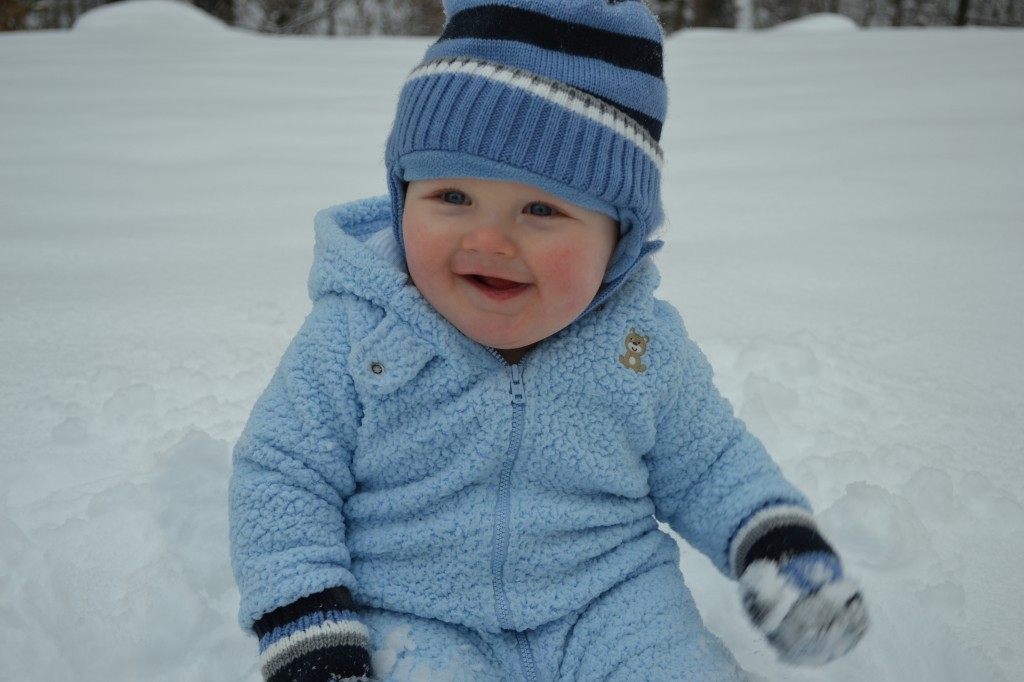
619, 328, 649, 373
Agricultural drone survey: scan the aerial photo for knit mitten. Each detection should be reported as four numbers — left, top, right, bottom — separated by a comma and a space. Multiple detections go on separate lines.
732, 507, 869, 666
254, 587, 373, 682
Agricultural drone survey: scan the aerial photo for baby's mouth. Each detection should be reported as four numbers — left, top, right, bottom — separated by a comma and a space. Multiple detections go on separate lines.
472, 275, 522, 291
463, 274, 529, 299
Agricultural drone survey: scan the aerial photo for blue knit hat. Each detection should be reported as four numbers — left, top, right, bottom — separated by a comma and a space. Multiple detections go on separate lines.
386, 0, 667, 310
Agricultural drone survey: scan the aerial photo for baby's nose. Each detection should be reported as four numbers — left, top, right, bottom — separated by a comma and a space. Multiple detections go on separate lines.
461, 219, 517, 256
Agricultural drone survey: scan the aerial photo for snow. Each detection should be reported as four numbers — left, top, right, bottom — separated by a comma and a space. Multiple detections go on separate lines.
1, 1, 1022, 679
773, 13, 860, 31
71, 0, 231, 34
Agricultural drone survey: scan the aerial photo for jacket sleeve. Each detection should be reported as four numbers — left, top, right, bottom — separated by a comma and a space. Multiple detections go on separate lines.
229, 297, 363, 631
645, 303, 812, 578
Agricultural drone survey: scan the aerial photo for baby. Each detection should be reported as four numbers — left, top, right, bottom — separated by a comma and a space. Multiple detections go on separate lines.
229, 1, 869, 680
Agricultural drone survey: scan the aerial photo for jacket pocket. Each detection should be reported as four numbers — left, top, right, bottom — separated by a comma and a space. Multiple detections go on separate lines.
348, 313, 436, 396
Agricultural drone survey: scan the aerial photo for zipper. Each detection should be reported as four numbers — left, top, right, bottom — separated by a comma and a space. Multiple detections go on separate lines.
489, 360, 538, 681
508, 361, 526, 405
491, 362, 525, 630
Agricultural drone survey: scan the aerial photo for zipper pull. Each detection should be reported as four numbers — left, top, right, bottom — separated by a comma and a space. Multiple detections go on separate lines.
509, 364, 526, 405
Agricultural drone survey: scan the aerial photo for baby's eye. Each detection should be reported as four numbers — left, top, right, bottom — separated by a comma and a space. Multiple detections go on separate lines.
525, 202, 556, 217
441, 190, 469, 205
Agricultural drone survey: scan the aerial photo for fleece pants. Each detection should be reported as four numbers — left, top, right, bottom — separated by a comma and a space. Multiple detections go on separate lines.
363, 560, 750, 682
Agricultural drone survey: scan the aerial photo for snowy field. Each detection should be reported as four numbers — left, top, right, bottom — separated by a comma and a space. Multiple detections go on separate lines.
2, 1, 1023, 680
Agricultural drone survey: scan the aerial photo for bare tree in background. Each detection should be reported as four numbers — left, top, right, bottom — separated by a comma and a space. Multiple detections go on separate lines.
4, 0, 1021, 32
646, 0, 737, 29
1, 0, 30, 30
352, 0, 443, 35
693, 0, 737, 25
253, 0, 314, 33
193, 0, 235, 25
235, 0, 443, 35
406, 0, 444, 34
6, 0, 107, 30
955, 0, 971, 23
645, 0, 689, 31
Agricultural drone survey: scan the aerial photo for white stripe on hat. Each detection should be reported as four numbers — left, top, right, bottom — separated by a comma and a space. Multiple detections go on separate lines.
408, 57, 664, 170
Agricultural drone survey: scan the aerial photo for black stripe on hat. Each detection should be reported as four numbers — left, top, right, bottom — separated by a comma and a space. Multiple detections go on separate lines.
437, 4, 663, 79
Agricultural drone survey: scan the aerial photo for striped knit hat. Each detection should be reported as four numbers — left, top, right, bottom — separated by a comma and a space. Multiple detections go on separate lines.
386, 0, 667, 310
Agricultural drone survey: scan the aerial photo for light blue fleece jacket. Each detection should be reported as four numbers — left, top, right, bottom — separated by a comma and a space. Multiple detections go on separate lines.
229, 196, 809, 634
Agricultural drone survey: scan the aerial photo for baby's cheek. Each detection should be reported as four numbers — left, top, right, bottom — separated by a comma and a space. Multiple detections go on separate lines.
542, 250, 605, 303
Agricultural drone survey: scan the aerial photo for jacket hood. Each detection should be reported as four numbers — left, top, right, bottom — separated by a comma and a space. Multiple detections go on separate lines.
309, 196, 504, 365
309, 196, 407, 305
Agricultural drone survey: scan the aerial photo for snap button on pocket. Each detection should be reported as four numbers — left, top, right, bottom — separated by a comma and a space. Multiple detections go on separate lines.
349, 313, 434, 395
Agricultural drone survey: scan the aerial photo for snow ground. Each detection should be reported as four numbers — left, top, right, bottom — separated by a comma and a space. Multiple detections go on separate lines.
1, 2, 1022, 680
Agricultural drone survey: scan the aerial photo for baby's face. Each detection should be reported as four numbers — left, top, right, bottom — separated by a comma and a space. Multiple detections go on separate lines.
403, 177, 618, 362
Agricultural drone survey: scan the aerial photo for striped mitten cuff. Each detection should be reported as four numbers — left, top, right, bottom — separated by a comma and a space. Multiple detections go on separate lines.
254, 587, 372, 682
729, 505, 835, 578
